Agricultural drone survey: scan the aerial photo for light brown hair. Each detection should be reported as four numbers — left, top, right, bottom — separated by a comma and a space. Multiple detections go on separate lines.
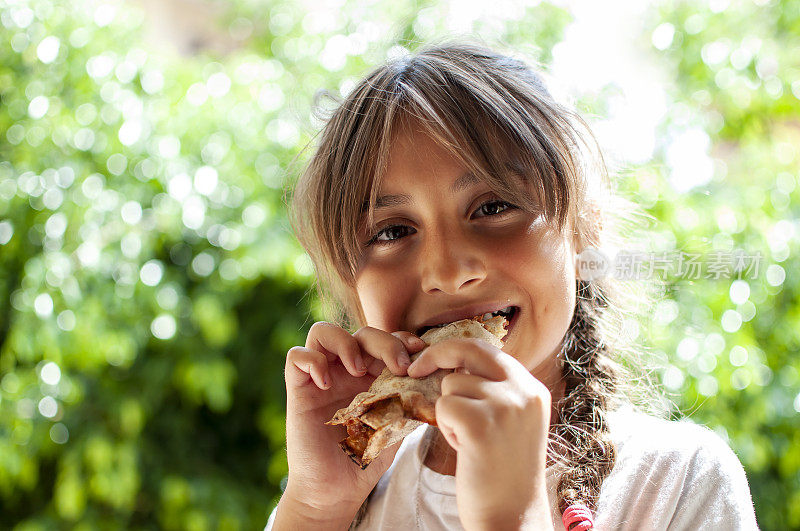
286, 40, 669, 527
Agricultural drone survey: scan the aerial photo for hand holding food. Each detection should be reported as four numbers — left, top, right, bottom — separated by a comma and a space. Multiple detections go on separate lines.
326, 314, 509, 468
280, 322, 425, 523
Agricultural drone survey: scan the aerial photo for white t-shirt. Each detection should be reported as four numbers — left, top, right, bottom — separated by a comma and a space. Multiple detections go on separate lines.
266, 405, 759, 530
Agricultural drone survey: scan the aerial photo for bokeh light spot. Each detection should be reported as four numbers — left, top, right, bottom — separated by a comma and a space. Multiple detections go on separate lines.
56, 310, 75, 331
107, 153, 127, 175
721, 309, 742, 333
141, 70, 164, 94
731, 368, 751, 390
40, 362, 61, 386
37, 36, 60, 64
156, 285, 179, 310
651, 23, 675, 50
168, 173, 192, 201
151, 314, 176, 340
729, 345, 748, 367
38, 396, 59, 418
194, 166, 218, 196
677, 337, 699, 361
765, 264, 785, 287
207, 72, 231, 98
0, 221, 14, 244
140, 260, 164, 286
34, 293, 54, 318
121, 201, 143, 225
181, 195, 206, 230
50, 423, 69, 444
192, 252, 215, 277
729, 280, 750, 305
28, 96, 49, 119
697, 375, 719, 397
663, 365, 685, 390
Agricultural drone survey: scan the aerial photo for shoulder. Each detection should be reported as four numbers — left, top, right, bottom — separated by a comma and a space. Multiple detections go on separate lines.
596, 406, 759, 529
608, 406, 735, 466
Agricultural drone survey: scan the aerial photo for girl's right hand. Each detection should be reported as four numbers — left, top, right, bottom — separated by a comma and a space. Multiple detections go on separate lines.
281, 321, 427, 521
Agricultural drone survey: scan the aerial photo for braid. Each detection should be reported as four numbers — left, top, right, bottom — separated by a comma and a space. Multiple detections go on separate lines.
552, 278, 620, 522
349, 491, 372, 530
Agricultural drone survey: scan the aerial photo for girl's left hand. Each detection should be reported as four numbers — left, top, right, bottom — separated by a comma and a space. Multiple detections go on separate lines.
407, 338, 554, 530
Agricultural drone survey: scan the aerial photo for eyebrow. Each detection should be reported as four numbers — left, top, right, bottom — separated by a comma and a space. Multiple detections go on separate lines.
361, 172, 480, 212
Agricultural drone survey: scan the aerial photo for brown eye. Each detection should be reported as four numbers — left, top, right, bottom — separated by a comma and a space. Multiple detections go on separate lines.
367, 224, 415, 246
473, 199, 516, 218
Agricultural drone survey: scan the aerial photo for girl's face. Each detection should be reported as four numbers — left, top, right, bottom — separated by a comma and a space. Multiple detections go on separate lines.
354, 121, 578, 391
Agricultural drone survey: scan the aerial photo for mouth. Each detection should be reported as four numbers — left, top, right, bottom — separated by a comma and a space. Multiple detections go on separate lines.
415, 305, 520, 338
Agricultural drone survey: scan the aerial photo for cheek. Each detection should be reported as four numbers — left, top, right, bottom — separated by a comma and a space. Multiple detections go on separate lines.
498, 227, 572, 285
500, 229, 576, 326
355, 265, 411, 329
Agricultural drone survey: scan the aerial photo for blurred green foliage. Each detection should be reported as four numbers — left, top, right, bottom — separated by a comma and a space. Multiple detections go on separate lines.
0, 0, 315, 527
640, 2, 800, 529
0, 0, 797, 529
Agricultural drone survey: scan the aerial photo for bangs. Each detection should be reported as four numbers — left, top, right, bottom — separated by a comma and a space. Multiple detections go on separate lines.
362, 102, 560, 237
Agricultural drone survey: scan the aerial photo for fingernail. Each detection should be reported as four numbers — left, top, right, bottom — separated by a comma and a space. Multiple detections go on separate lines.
355, 355, 367, 373
410, 336, 426, 349
398, 351, 411, 369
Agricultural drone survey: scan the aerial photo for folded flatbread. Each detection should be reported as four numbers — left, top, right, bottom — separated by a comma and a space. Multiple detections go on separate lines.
326, 314, 509, 469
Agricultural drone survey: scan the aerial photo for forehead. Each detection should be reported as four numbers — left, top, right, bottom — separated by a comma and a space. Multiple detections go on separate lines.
362, 171, 481, 213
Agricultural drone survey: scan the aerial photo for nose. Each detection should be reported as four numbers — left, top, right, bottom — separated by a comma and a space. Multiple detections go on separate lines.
419, 229, 487, 294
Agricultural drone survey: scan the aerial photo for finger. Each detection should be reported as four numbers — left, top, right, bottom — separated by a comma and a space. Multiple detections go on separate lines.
391, 330, 427, 354
440, 372, 493, 400
366, 358, 387, 377
361, 332, 420, 377
353, 326, 413, 375
406, 338, 506, 381
435, 394, 485, 451
305, 321, 367, 377
285, 346, 330, 390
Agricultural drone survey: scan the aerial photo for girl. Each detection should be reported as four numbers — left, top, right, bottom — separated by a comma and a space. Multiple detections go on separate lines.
267, 42, 759, 530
